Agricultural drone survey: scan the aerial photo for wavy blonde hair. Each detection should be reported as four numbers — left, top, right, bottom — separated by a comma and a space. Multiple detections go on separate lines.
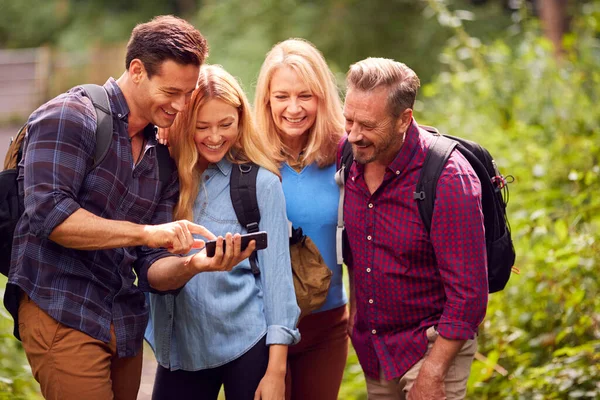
254, 38, 344, 168
170, 64, 280, 221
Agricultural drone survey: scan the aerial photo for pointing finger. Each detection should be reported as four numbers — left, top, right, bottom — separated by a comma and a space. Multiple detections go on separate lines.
185, 222, 217, 240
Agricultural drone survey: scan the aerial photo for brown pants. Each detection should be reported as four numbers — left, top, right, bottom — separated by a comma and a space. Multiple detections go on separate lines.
285, 305, 349, 400
18, 294, 143, 400
365, 326, 477, 400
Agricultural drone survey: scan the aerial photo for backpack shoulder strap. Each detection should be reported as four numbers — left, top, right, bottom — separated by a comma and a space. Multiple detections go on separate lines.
414, 131, 457, 233
80, 84, 113, 171
155, 143, 174, 184
336, 138, 353, 183
230, 163, 260, 274
334, 138, 353, 265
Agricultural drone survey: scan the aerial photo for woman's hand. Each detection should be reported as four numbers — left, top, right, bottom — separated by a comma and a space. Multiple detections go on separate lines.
254, 369, 286, 400
156, 127, 170, 146
186, 232, 256, 273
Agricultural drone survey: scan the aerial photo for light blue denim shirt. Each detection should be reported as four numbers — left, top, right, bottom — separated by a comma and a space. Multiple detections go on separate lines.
145, 159, 300, 371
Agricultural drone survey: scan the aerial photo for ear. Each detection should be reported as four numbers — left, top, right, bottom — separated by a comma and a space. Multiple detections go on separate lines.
129, 59, 146, 84
396, 108, 413, 134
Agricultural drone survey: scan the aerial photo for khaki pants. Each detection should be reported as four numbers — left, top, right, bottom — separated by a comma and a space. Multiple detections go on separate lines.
365, 326, 477, 400
18, 294, 143, 400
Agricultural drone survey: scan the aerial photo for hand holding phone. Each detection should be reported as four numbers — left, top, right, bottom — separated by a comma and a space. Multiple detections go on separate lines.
205, 231, 268, 257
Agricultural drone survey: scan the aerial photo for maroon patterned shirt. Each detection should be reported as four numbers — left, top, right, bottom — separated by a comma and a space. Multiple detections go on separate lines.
342, 120, 488, 380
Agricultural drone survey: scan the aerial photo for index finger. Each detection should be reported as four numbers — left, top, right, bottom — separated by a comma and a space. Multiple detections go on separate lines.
185, 222, 217, 240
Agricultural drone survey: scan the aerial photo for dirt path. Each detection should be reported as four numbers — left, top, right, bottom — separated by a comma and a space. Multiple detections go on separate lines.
139, 344, 158, 400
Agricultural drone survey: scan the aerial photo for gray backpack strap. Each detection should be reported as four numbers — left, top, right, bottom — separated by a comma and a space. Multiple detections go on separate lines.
413, 132, 457, 232
80, 84, 113, 171
334, 139, 353, 265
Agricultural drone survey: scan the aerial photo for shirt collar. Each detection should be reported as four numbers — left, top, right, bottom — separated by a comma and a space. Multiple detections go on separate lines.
214, 158, 233, 176
387, 118, 420, 175
104, 77, 158, 146
103, 78, 130, 123
353, 118, 421, 177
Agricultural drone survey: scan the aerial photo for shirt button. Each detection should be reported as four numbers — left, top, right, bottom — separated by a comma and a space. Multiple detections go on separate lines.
367, 235, 372, 241
366, 268, 371, 273
352, 177, 355, 181
368, 203, 374, 209
395, 170, 400, 175
372, 329, 377, 335
118, 113, 122, 118
369, 299, 374, 304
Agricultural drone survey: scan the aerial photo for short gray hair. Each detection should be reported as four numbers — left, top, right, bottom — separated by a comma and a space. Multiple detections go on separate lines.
346, 57, 420, 118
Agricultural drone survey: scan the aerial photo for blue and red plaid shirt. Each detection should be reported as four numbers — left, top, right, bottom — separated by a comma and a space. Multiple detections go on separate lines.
343, 120, 488, 380
7, 78, 178, 357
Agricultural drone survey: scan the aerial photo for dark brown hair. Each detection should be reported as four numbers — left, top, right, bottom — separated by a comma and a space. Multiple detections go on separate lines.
125, 15, 209, 78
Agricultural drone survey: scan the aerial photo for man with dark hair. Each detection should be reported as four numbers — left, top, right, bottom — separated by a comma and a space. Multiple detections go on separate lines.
342, 57, 488, 400
5, 15, 254, 400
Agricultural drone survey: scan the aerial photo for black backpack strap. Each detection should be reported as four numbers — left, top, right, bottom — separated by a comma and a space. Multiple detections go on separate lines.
413, 132, 457, 233
155, 143, 174, 184
80, 84, 113, 171
230, 163, 260, 275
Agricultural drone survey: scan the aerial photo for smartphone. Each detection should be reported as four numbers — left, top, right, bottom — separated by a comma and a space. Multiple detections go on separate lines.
204, 231, 268, 257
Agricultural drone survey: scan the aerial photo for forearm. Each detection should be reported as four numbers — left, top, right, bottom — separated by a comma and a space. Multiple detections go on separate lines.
49, 208, 148, 250
420, 334, 465, 380
147, 254, 197, 291
266, 344, 288, 377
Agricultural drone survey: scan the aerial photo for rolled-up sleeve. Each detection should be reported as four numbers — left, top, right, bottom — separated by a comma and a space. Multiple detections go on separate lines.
23, 95, 96, 239
256, 172, 301, 346
430, 171, 488, 340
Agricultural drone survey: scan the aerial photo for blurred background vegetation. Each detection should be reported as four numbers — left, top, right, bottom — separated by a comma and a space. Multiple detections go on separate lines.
1, 0, 599, 399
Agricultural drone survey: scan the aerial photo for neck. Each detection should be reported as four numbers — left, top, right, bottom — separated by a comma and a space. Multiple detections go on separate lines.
116, 71, 149, 139
281, 134, 308, 162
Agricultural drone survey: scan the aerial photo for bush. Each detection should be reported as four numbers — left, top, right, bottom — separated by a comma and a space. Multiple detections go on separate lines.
0, 278, 41, 399
419, 1, 600, 398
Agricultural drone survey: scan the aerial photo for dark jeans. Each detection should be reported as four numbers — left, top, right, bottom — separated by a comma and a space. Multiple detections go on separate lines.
152, 336, 268, 400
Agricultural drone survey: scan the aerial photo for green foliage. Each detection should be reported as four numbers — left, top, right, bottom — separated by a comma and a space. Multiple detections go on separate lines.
0, 277, 40, 399
420, 1, 600, 397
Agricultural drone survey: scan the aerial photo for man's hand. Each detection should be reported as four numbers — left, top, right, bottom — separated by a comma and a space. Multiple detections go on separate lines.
407, 363, 446, 400
407, 334, 466, 400
186, 232, 256, 273
143, 220, 214, 254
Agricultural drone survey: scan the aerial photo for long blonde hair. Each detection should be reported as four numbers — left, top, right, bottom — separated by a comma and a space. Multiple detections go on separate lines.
170, 64, 280, 221
254, 38, 344, 168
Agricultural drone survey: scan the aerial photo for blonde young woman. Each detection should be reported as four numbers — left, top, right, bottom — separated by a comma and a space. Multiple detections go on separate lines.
255, 39, 348, 400
146, 65, 300, 400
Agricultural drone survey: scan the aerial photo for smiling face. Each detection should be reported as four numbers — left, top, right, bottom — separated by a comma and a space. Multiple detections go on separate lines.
193, 98, 240, 170
269, 66, 318, 145
134, 59, 199, 128
343, 86, 412, 166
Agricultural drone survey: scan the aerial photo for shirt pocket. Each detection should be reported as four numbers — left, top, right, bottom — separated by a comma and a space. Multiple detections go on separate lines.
122, 176, 163, 224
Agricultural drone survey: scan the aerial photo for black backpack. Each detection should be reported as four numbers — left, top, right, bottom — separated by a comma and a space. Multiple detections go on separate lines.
229, 163, 262, 275
0, 84, 173, 277
336, 125, 516, 293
